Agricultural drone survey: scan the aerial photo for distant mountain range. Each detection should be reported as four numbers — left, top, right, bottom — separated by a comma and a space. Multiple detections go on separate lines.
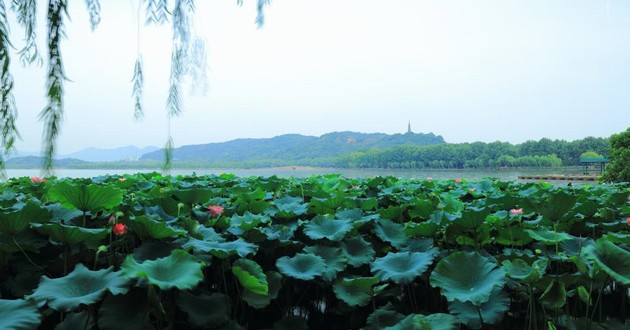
13, 146, 160, 162
140, 131, 445, 162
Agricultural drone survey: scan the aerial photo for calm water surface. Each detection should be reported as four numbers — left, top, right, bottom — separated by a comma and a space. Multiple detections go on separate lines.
6, 167, 587, 183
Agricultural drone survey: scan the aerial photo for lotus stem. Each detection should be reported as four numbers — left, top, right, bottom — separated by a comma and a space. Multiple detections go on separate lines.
476, 305, 484, 328
587, 275, 609, 329
12, 236, 49, 276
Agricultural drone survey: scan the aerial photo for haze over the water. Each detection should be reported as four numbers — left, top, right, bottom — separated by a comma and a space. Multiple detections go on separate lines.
8, 0, 630, 154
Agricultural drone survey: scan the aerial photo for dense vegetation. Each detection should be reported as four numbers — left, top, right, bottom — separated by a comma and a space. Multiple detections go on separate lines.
602, 127, 630, 183
1, 173, 629, 329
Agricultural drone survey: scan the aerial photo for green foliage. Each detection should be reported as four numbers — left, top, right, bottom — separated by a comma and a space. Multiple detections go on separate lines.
121, 249, 204, 290
0, 299, 41, 330
602, 127, 630, 182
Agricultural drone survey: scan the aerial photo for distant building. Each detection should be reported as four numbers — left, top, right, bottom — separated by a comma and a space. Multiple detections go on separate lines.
407, 121, 412, 134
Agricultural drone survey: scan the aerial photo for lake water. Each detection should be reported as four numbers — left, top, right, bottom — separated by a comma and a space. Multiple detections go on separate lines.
6, 167, 588, 184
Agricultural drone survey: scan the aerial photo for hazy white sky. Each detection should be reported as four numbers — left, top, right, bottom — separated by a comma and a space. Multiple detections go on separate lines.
8, 0, 630, 154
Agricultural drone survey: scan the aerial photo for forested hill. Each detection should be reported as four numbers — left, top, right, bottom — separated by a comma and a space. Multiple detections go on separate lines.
140, 131, 445, 162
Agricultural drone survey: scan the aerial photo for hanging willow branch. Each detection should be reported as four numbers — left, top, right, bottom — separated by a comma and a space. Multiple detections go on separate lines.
83, 0, 101, 31
145, 0, 169, 25
237, 0, 270, 28
10, 0, 42, 66
0, 0, 21, 179
132, 1, 144, 120
39, 0, 67, 176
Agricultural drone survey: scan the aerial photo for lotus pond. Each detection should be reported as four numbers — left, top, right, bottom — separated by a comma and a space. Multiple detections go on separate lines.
0, 173, 629, 329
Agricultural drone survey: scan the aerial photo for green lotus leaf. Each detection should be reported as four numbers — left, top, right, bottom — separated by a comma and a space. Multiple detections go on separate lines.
0, 202, 51, 236
242, 271, 282, 309
332, 276, 379, 307
453, 207, 490, 231
125, 215, 186, 239
525, 228, 573, 245
303, 245, 347, 282
276, 253, 326, 280
371, 251, 435, 285
495, 227, 532, 246
182, 237, 258, 258
171, 188, 213, 205
229, 212, 270, 234
430, 251, 506, 305
335, 208, 363, 221
260, 224, 297, 243
374, 218, 407, 249
303, 216, 353, 241
379, 206, 404, 221
340, 236, 375, 267
403, 221, 439, 238
527, 190, 577, 222
232, 259, 268, 295
274, 196, 307, 216
132, 242, 178, 262
98, 288, 150, 330
448, 287, 509, 329
364, 303, 405, 330
176, 291, 230, 328
44, 203, 83, 224
358, 197, 379, 211
309, 194, 346, 214
31, 264, 129, 312
121, 249, 204, 290
605, 232, 630, 245
55, 311, 94, 330
272, 316, 308, 330
409, 199, 435, 219
385, 313, 459, 330
46, 181, 123, 213
0, 299, 41, 330
582, 237, 630, 285
31, 223, 108, 245
438, 193, 464, 213
540, 279, 566, 309
501, 258, 548, 284
399, 238, 435, 253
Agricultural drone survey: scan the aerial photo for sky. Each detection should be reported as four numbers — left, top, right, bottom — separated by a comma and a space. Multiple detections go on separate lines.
7, 0, 630, 154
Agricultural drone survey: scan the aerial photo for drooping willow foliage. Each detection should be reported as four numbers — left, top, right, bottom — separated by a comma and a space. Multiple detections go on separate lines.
0, 0, 269, 177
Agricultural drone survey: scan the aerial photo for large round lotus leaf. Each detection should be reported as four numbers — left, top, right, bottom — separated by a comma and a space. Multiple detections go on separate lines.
121, 249, 204, 290
525, 228, 573, 245
182, 237, 258, 258
540, 279, 566, 309
132, 242, 178, 262
261, 224, 297, 243
125, 215, 186, 239
242, 271, 282, 309
276, 253, 326, 280
501, 258, 548, 284
341, 236, 375, 267
0, 202, 51, 235
272, 316, 308, 330
229, 212, 270, 234
371, 251, 435, 285
303, 216, 353, 241
31, 264, 129, 312
55, 311, 93, 330
384, 313, 459, 330
273, 196, 307, 216
430, 251, 506, 305
232, 259, 268, 295
374, 218, 407, 249
583, 237, 630, 285
176, 291, 230, 328
46, 182, 123, 213
453, 207, 490, 231
171, 188, 213, 205
448, 287, 509, 329
0, 299, 41, 330
31, 223, 108, 245
364, 303, 405, 330
303, 245, 347, 282
98, 288, 150, 330
528, 190, 577, 222
403, 221, 439, 238
332, 276, 379, 307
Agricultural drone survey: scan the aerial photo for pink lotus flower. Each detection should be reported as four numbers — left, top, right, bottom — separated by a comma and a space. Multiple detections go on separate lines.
207, 205, 224, 217
118, 177, 126, 182
113, 223, 127, 235
426, 177, 432, 181
510, 208, 523, 215
455, 179, 462, 183
31, 177, 46, 183
627, 217, 630, 226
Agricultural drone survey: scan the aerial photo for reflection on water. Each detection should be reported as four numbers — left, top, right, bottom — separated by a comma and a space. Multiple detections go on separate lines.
6, 167, 588, 184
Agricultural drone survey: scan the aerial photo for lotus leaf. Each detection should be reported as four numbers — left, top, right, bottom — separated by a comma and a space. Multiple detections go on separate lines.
332, 276, 379, 307
309, 194, 346, 214
453, 207, 490, 231
403, 221, 439, 238
125, 215, 186, 239
303, 216, 353, 241
385, 313, 459, 330
121, 249, 204, 290
540, 279, 567, 309
242, 271, 282, 309
582, 237, 630, 285
374, 218, 407, 249
276, 253, 326, 280
31, 223, 108, 245
31, 264, 128, 312
274, 196, 307, 216
176, 291, 230, 328
303, 245, 347, 281
448, 287, 509, 329
272, 316, 308, 330
0, 299, 41, 330
132, 242, 178, 262
379, 206, 404, 221
527, 190, 577, 222
182, 237, 258, 258
98, 288, 150, 330
371, 251, 435, 285
430, 251, 506, 305
340, 236, 375, 267
501, 258, 548, 284
228, 212, 270, 235
261, 224, 297, 243
0, 202, 50, 235
171, 188, 213, 205
232, 259, 268, 295
525, 228, 573, 245
495, 227, 532, 246
364, 304, 405, 330
46, 182, 123, 213
409, 199, 435, 219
